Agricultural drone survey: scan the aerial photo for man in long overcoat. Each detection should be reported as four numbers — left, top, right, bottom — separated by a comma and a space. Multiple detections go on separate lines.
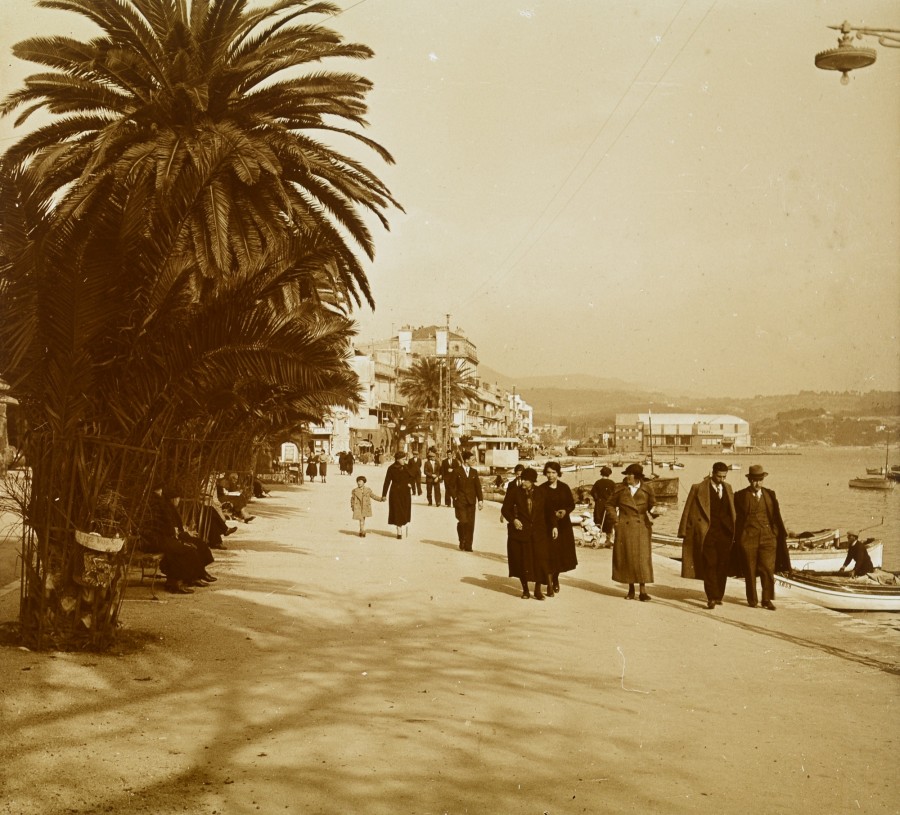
678, 462, 736, 609
452, 449, 483, 551
731, 464, 791, 610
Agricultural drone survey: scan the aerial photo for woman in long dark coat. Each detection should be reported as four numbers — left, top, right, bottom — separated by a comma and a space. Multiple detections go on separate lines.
382, 451, 414, 538
606, 463, 657, 601
305, 455, 318, 482
500, 467, 550, 599
538, 461, 577, 596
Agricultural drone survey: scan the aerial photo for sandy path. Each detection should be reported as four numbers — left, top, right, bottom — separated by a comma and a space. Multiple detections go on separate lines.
1, 464, 898, 814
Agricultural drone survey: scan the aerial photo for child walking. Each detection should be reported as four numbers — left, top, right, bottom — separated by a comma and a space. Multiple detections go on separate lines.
351, 476, 384, 538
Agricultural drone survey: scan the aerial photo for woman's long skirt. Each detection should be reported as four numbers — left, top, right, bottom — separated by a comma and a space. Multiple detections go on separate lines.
611, 516, 654, 583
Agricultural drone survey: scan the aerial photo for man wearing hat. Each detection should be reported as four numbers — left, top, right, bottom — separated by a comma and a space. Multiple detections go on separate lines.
590, 466, 617, 543
500, 467, 550, 599
678, 462, 736, 609
732, 464, 791, 610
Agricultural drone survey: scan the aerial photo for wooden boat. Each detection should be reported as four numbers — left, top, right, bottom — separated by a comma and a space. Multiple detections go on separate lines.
643, 413, 679, 501
848, 476, 894, 491
650, 530, 883, 573
774, 570, 900, 612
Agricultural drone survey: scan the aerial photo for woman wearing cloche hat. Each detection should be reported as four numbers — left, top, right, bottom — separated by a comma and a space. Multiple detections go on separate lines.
605, 463, 658, 601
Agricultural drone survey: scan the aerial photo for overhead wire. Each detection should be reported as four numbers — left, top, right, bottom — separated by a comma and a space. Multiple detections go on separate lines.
457, 1, 718, 309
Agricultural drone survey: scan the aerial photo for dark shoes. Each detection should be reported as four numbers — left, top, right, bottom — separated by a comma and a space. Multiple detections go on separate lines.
533, 591, 545, 601
707, 599, 716, 609
553, 581, 560, 593
546, 586, 555, 597
638, 592, 651, 602
202, 572, 217, 583
762, 600, 776, 611
521, 591, 531, 599
165, 582, 193, 595
625, 589, 635, 600
244, 516, 256, 523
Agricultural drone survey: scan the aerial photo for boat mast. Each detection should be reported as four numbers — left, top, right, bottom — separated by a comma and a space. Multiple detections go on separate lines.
648, 411, 655, 476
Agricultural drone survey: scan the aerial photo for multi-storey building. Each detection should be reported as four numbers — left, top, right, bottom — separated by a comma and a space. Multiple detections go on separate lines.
614, 413, 752, 453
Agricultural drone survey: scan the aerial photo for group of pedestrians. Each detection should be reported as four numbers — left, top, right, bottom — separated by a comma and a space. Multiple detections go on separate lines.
346, 449, 796, 611
500, 461, 578, 599
678, 462, 790, 610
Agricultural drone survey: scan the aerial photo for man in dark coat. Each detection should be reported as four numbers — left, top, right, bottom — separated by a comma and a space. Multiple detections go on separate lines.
407, 452, 423, 496
452, 449, 483, 551
500, 467, 550, 599
423, 451, 442, 506
589, 466, 616, 537
678, 462, 736, 609
732, 464, 791, 610
440, 452, 456, 507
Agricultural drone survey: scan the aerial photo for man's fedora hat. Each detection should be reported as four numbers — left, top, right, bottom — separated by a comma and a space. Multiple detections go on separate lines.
746, 464, 768, 480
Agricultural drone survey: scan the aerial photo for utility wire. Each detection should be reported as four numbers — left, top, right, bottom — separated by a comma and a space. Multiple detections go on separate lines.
458, 1, 717, 308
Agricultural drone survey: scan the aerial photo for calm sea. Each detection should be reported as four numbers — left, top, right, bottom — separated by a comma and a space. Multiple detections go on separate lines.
568, 447, 900, 569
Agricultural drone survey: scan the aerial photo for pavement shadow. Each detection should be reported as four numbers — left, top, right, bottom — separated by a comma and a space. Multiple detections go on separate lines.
460, 573, 522, 598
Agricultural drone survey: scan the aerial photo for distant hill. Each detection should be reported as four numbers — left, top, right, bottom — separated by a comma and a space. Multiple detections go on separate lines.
477, 365, 646, 395
474, 363, 900, 429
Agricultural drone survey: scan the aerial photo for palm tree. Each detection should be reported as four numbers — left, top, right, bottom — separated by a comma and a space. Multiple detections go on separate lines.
398, 358, 478, 450
1, 0, 401, 308
0, 0, 398, 650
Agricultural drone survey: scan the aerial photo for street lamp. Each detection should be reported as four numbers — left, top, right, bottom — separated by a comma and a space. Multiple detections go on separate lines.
815, 20, 900, 84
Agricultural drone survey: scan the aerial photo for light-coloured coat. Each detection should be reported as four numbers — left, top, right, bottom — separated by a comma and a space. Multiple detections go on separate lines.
351, 485, 383, 520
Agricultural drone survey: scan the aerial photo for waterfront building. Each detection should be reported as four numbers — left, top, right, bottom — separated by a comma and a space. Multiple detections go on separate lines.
615, 413, 752, 453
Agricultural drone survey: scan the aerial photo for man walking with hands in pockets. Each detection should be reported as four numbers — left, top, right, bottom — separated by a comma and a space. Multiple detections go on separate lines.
732, 464, 791, 610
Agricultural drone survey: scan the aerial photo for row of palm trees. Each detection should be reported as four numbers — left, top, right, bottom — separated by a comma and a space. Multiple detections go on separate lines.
0, 0, 400, 649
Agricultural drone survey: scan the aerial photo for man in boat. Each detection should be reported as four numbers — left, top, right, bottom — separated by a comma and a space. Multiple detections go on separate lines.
731, 465, 791, 611
839, 533, 875, 577
677, 462, 736, 609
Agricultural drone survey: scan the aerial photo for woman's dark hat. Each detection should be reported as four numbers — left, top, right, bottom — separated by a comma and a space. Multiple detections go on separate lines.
622, 463, 644, 478
746, 464, 768, 480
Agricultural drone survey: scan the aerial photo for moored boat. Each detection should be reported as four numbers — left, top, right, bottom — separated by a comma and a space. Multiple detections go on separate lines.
645, 475, 679, 501
774, 570, 900, 612
650, 530, 882, 573
848, 476, 894, 491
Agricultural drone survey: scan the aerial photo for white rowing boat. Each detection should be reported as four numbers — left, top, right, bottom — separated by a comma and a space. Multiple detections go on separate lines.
774, 571, 900, 612
649, 531, 882, 573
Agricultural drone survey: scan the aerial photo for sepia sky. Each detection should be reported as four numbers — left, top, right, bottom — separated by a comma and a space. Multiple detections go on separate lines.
1, 0, 898, 397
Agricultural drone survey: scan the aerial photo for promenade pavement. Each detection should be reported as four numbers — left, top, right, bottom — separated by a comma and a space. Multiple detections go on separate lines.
1, 464, 898, 815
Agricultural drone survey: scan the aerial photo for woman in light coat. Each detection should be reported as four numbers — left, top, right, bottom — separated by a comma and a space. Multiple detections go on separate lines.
606, 463, 658, 601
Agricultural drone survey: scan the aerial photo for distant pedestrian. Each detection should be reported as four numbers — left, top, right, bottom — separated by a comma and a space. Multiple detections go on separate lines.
606, 463, 657, 601
589, 466, 616, 543
382, 451, 414, 538
440, 452, 457, 507
350, 476, 384, 538
732, 465, 791, 610
678, 462, 736, 609
452, 449, 483, 551
407, 452, 423, 496
423, 451, 442, 506
318, 453, 328, 483
345, 450, 354, 476
305, 455, 318, 483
